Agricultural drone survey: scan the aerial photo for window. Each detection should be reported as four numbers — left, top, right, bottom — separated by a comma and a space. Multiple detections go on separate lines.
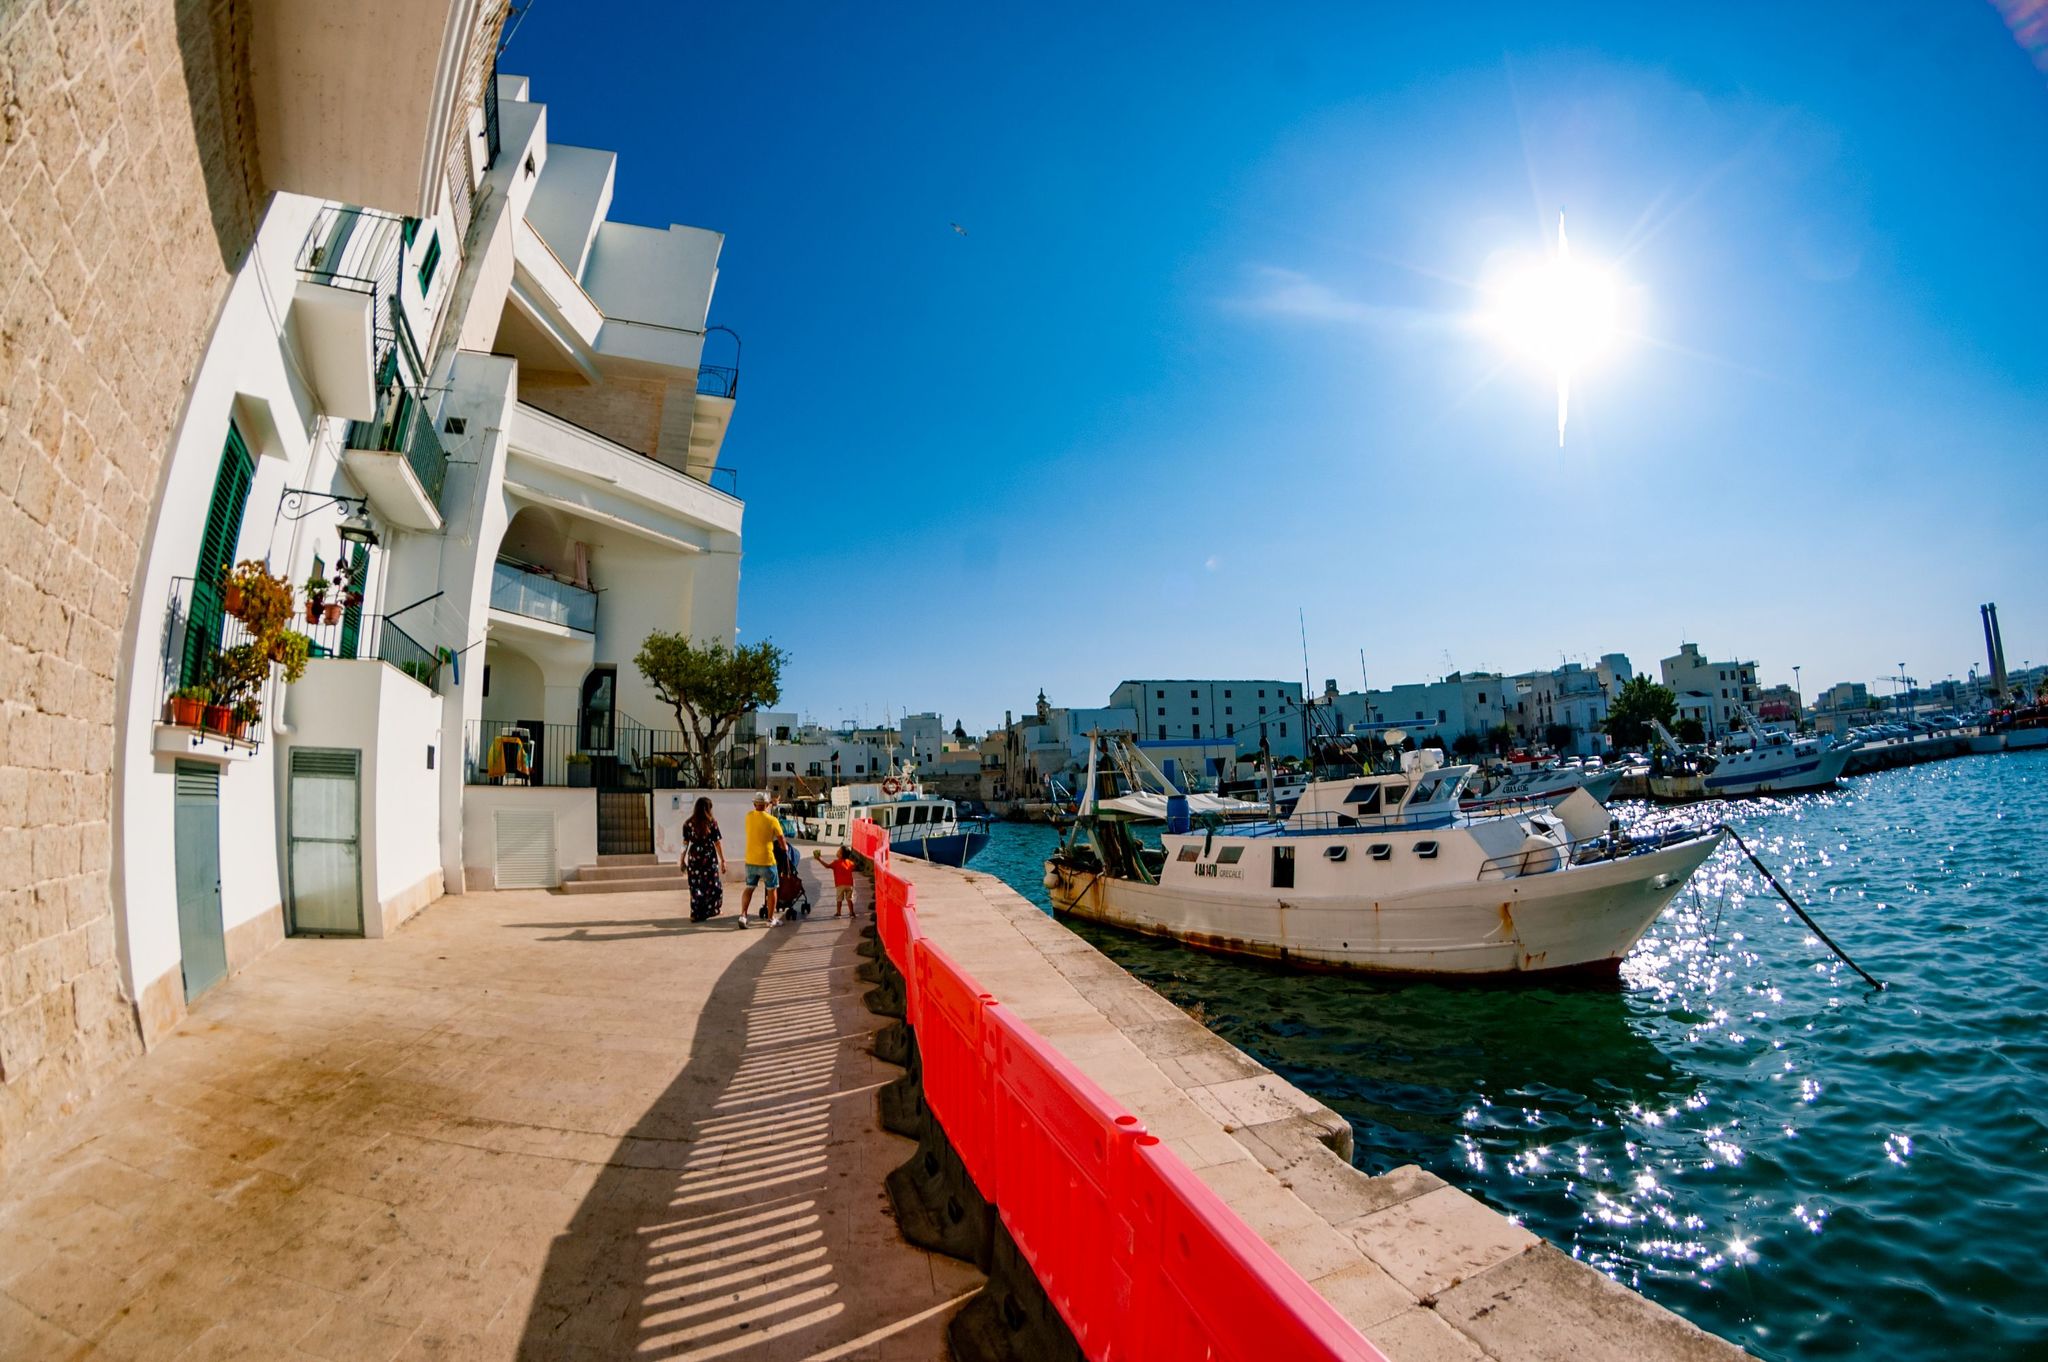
1193, 725, 1202, 738
1224, 690, 1232, 698
1272, 845, 1295, 889
1478, 692, 1487, 704
401, 216, 419, 246
1258, 689, 1266, 698
1216, 846, 1243, 864
1157, 707, 1165, 717
1259, 706, 1267, 715
1279, 723, 1288, 737
1189, 689, 1198, 698
1439, 710, 1448, 723
182, 423, 254, 687
1224, 706, 1232, 715
1346, 785, 1382, 815
1226, 724, 1234, 737
1177, 844, 1200, 862
1369, 843, 1394, 861
1156, 689, 1165, 698
416, 232, 442, 292
1191, 706, 1200, 717
1382, 785, 1406, 806
1325, 845, 1348, 861
482, 665, 491, 698
1158, 728, 1167, 740
1414, 841, 1440, 859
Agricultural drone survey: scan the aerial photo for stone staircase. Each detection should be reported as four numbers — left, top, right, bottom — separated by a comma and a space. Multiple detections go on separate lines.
560, 852, 685, 895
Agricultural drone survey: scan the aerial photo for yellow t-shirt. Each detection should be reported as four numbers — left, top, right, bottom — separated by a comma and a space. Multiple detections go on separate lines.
744, 809, 782, 866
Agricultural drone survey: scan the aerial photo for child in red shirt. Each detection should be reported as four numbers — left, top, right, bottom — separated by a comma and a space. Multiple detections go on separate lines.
817, 846, 858, 918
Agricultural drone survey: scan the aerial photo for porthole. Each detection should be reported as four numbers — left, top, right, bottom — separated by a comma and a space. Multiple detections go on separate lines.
1415, 841, 1440, 859
1369, 844, 1392, 862
1324, 845, 1347, 861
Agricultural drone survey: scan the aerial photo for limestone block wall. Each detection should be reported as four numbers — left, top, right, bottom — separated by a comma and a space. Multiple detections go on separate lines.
0, 0, 260, 1160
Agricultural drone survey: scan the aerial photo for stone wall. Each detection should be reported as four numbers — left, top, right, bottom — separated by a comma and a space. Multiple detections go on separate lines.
0, 0, 261, 1161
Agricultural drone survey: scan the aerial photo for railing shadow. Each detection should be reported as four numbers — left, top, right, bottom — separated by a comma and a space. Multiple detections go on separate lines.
516, 893, 978, 1358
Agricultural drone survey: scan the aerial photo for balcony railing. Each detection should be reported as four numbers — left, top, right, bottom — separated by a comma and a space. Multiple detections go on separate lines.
348, 368, 449, 510
696, 365, 739, 399
298, 205, 405, 295
158, 577, 443, 736
491, 557, 597, 633
464, 717, 752, 789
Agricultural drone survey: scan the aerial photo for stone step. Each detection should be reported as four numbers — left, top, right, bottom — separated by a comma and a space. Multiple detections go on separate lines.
575, 862, 683, 881
596, 853, 659, 867
560, 875, 691, 895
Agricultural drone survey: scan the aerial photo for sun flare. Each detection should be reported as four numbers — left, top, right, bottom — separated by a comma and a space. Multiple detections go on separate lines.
1483, 213, 1624, 446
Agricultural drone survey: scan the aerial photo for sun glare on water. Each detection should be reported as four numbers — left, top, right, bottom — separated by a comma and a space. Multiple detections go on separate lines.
1483, 213, 1623, 446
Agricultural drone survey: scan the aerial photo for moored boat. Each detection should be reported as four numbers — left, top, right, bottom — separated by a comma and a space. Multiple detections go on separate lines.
1044, 738, 1725, 978
801, 768, 990, 867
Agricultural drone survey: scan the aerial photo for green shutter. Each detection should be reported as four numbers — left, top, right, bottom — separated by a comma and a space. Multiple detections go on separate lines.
338, 542, 367, 660
182, 424, 254, 688
416, 233, 441, 293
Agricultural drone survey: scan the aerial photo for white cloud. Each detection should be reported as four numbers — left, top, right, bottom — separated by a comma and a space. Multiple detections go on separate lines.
1228, 265, 1453, 332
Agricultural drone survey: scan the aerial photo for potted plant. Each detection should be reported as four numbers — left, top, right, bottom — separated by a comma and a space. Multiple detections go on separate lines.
202, 688, 232, 734
231, 698, 262, 742
218, 561, 243, 617
169, 685, 209, 728
303, 572, 329, 624
332, 558, 365, 610
649, 754, 680, 788
566, 752, 593, 787
224, 559, 291, 629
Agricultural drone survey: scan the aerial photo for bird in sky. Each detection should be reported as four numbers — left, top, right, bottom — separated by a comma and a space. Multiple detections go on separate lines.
950, 222, 968, 236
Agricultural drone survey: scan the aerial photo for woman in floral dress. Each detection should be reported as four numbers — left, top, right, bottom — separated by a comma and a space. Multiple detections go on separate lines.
681, 797, 726, 921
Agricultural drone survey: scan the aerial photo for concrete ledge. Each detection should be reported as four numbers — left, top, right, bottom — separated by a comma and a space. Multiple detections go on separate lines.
378, 868, 445, 936
224, 903, 283, 975
894, 860, 1749, 1361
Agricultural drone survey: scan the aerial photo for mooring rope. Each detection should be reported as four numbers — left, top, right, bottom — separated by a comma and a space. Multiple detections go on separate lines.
1723, 824, 1885, 991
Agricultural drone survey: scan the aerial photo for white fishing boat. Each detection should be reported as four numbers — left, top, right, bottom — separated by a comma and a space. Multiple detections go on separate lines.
1697, 706, 1850, 797
1044, 738, 1725, 978
801, 766, 989, 866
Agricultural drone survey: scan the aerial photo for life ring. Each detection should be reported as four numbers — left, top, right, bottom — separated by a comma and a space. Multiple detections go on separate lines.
881, 776, 902, 796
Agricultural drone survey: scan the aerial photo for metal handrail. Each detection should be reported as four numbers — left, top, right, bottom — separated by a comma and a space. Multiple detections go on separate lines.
696, 365, 739, 399
348, 371, 448, 509
1473, 824, 1710, 881
490, 558, 596, 632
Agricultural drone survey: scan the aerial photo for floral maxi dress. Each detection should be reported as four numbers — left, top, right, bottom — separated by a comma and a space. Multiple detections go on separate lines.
682, 823, 723, 921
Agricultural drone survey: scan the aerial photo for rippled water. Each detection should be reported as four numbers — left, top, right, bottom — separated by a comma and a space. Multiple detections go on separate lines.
973, 757, 2048, 1360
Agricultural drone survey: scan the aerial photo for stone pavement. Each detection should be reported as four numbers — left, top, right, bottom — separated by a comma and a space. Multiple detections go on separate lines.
0, 866, 979, 1360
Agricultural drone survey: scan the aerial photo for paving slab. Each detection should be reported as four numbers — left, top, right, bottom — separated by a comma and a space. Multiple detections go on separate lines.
0, 870, 977, 1361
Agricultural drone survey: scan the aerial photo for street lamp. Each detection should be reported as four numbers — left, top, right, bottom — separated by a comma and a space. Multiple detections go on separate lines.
1792, 665, 1802, 718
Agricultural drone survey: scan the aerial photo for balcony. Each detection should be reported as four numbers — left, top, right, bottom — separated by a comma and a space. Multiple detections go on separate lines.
491, 557, 597, 634
344, 369, 449, 531
291, 206, 403, 421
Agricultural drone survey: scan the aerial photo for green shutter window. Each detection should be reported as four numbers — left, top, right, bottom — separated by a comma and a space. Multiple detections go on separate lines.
416, 233, 441, 293
182, 424, 255, 688
338, 542, 367, 660
401, 216, 419, 247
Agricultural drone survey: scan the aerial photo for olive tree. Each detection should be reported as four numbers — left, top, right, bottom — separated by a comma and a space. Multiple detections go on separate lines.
633, 633, 787, 787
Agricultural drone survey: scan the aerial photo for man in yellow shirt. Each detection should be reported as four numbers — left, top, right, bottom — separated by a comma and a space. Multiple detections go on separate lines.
738, 792, 786, 928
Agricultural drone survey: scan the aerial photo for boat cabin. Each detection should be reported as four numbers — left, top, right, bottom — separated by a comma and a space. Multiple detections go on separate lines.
1287, 749, 1474, 829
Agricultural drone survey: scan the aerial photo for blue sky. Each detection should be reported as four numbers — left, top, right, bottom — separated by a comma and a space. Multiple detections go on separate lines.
506, 3, 2048, 732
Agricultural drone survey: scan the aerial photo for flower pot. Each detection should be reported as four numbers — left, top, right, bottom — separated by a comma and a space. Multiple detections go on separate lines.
222, 584, 245, 617
567, 764, 593, 788
321, 603, 343, 625
171, 696, 205, 728
305, 602, 324, 624
202, 704, 231, 733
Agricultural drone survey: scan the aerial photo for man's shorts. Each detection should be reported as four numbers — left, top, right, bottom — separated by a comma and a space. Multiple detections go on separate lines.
745, 862, 779, 890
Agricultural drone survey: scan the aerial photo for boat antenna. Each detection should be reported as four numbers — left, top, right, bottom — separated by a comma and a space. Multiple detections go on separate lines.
1723, 825, 1884, 991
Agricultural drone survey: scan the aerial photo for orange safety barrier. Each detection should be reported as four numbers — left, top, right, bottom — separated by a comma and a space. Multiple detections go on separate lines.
850, 821, 1387, 1361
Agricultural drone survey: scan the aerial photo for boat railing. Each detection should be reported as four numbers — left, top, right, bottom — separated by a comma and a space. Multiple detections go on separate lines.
1474, 824, 1709, 881
1231, 808, 1461, 837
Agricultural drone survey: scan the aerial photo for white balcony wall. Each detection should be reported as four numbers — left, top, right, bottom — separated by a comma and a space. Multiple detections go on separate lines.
526, 143, 616, 280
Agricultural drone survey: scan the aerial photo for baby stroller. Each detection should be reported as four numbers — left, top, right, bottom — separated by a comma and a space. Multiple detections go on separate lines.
772, 837, 811, 923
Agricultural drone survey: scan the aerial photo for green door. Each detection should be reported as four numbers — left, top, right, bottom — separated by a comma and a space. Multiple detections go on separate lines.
173, 762, 228, 999
338, 542, 368, 659
287, 748, 364, 936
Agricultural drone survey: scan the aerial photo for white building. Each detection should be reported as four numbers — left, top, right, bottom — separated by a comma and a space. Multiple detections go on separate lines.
1106, 679, 1305, 759
1660, 643, 1759, 738
109, 35, 751, 1040
1330, 673, 1508, 748
901, 712, 947, 768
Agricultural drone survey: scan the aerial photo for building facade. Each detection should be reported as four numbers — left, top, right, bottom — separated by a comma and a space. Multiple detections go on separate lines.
1106, 679, 1305, 758
1660, 643, 1760, 737
0, 1, 751, 1159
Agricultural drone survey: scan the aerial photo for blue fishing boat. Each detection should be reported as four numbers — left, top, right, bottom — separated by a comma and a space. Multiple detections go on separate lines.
800, 766, 990, 867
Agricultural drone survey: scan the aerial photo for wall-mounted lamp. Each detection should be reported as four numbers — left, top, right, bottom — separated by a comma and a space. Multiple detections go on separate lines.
278, 488, 380, 549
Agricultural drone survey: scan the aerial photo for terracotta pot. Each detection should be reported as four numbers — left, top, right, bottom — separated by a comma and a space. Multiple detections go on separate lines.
222, 584, 245, 616
305, 602, 324, 624
202, 704, 231, 733
171, 696, 205, 728
322, 602, 343, 625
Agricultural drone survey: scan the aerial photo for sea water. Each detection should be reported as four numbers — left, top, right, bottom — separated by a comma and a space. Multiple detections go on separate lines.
973, 756, 2048, 1360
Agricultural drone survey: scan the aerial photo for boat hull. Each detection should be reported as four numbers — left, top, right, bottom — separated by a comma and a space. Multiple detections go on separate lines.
1700, 745, 1851, 797
2004, 728, 2048, 752
1048, 832, 1724, 977
891, 826, 990, 867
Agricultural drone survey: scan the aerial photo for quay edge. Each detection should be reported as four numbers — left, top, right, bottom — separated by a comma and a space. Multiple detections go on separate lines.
887, 855, 1752, 1361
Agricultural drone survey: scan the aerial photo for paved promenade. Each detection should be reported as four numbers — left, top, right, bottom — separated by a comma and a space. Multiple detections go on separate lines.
0, 871, 976, 1361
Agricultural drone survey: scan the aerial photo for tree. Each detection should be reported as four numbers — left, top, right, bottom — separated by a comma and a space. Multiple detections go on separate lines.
634, 633, 788, 787
1451, 733, 1482, 758
1485, 723, 1517, 756
1543, 723, 1576, 752
1675, 717, 1706, 744
1601, 676, 1677, 749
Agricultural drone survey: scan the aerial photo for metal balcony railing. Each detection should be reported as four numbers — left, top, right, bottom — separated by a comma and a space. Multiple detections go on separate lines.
696, 365, 739, 399
491, 558, 597, 633
298, 205, 404, 295
348, 368, 449, 510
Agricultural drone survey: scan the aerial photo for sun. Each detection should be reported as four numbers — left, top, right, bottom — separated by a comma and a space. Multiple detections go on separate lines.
1482, 213, 1624, 445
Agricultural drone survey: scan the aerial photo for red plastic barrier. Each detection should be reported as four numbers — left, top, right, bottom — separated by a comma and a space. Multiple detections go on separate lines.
866, 841, 1386, 1362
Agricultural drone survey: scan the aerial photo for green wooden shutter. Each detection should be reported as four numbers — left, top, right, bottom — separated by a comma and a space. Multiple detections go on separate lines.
338, 542, 367, 660
182, 424, 255, 688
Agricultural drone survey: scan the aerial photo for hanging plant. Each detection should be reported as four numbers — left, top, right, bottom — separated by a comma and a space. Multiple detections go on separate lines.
224, 560, 294, 635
